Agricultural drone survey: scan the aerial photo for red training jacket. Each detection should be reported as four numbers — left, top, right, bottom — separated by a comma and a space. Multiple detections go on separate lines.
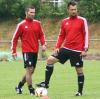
56, 16, 89, 52
11, 18, 45, 53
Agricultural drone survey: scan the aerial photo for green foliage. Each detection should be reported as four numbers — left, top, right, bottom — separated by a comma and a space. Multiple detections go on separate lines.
78, 0, 100, 23
0, 0, 100, 22
38, 1, 66, 19
0, 0, 17, 18
0, 0, 40, 19
37, 2, 52, 18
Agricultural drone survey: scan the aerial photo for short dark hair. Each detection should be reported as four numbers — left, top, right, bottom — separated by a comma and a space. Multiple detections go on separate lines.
67, 1, 77, 8
25, 5, 35, 12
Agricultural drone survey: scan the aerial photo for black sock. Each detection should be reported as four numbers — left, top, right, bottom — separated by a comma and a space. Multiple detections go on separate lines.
18, 81, 24, 88
45, 64, 54, 85
28, 85, 34, 93
78, 75, 84, 94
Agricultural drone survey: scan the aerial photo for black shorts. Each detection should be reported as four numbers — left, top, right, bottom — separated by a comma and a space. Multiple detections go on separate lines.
52, 48, 83, 67
23, 52, 38, 68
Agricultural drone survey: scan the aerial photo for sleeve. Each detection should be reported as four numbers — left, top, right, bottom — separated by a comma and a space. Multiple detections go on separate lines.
11, 24, 21, 53
38, 22, 45, 45
55, 20, 66, 48
83, 18, 89, 50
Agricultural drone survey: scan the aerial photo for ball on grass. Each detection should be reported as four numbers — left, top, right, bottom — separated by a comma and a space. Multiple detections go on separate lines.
35, 87, 48, 97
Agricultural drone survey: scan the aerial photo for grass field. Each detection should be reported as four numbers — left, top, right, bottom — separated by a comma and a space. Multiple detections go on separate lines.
0, 60, 100, 99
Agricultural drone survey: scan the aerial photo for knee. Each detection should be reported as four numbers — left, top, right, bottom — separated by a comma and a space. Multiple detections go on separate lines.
30, 69, 34, 74
76, 67, 84, 76
77, 73, 84, 76
47, 56, 55, 64
28, 67, 34, 74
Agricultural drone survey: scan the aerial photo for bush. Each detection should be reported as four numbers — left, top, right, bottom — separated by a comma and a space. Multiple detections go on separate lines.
0, 0, 100, 23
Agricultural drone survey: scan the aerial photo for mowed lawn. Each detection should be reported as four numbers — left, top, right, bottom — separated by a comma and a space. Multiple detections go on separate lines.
0, 60, 100, 99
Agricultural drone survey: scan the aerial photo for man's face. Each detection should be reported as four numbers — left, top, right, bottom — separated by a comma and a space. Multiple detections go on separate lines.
68, 5, 78, 17
26, 8, 35, 20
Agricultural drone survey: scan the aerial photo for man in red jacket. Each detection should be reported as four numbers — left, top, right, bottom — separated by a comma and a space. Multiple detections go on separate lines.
36, 1, 89, 96
11, 5, 46, 95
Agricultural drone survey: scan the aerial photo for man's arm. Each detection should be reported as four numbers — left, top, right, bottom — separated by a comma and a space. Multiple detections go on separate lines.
52, 20, 66, 54
55, 20, 66, 49
81, 18, 89, 57
38, 22, 46, 51
83, 18, 89, 51
11, 24, 21, 59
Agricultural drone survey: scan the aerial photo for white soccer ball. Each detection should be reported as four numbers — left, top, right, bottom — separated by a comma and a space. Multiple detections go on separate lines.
35, 87, 48, 97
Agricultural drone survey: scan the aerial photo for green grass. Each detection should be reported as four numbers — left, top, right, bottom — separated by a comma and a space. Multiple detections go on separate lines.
0, 60, 100, 99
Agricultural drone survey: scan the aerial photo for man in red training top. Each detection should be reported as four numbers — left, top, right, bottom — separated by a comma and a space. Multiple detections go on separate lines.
11, 5, 46, 95
36, 1, 89, 96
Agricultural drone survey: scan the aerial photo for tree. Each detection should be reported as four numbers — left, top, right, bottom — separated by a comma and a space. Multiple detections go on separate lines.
78, 0, 100, 22
0, 0, 17, 18
0, 0, 100, 22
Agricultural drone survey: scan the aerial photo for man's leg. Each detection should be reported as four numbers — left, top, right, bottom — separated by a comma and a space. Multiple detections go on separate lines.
15, 52, 37, 95
36, 56, 58, 88
15, 67, 35, 95
17, 75, 26, 88
15, 75, 26, 94
26, 67, 35, 95
75, 67, 84, 96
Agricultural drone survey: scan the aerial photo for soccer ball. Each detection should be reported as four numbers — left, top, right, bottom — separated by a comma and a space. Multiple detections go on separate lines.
35, 87, 48, 97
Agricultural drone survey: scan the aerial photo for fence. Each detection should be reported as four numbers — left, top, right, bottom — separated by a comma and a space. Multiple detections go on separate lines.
0, 39, 100, 60
0, 39, 100, 51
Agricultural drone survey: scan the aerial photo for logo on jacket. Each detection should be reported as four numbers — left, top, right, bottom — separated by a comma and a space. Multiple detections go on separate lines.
25, 26, 28, 28
66, 22, 69, 25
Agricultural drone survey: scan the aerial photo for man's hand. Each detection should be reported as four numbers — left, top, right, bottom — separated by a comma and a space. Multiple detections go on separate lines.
12, 53, 17, 60
54, 48, 59, 54
42, 44, 46, 51
52, 48, 60, 56
81, 51, 87, 57
81, 48, 88, 57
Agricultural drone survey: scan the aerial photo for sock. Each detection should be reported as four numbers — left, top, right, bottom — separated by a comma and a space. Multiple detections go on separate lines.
18, 81, 25, 88
78, 75, 84, 94
28, 85, 34, 93
45, 64, 54, 85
